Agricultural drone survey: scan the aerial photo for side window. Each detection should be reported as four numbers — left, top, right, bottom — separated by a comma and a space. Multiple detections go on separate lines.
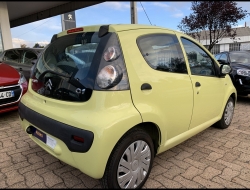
137, 34, 187, 74
4, 50, 20, 63
22, 50, 37, 65
181, 38, 216, 77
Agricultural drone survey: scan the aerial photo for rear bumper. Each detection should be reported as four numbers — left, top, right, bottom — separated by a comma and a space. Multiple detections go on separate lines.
18, 102, 94, 153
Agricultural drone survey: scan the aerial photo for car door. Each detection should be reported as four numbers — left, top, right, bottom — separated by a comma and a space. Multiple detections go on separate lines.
118, 30, 194, 142
180, 37, 226, 129
20, 49, 38, 80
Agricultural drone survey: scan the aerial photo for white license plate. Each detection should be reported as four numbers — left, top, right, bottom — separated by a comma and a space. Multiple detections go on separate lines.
34, 129, 57, 150
0, 91, 14, 99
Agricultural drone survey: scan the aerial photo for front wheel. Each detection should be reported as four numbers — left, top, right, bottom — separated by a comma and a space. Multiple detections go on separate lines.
101, 128, 154, 189
214, 97, 235, 129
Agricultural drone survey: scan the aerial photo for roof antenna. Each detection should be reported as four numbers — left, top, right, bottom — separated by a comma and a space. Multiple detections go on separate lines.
140, 2, 152, 25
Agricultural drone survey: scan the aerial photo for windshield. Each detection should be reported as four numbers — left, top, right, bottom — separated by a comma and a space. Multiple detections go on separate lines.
229, 52, 250, 63
32, 32, 100, 102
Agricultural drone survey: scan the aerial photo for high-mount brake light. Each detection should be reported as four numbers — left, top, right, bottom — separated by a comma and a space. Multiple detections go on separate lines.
67, 28, 84, 34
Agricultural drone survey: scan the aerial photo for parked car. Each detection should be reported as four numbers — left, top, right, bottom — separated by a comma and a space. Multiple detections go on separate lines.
18, 24, 236, 189
215, 51, 250, 96
0, 47, 43, 81
0, 63, 28, 114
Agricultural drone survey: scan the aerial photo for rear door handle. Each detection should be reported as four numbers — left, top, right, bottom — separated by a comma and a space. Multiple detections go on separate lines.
141, 83, 152, 90
195, 82, 201, 87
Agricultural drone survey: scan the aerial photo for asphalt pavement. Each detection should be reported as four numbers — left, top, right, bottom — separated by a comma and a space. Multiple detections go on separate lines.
0, 95, 250, 188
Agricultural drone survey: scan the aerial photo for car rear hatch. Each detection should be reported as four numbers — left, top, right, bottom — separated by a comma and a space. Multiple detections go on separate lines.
30, 25, 130, 103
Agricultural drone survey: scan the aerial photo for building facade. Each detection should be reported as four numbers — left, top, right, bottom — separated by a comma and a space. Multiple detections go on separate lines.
197, 26, 250, 55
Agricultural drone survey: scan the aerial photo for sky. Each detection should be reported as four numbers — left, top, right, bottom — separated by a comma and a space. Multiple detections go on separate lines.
10, 1, 250, 48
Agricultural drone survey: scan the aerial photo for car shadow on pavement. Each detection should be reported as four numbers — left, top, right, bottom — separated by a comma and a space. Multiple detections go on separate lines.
237, 95, 250, 104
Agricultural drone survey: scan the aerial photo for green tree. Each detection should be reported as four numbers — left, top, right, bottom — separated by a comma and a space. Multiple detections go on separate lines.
177, 1, 249, 51
20, 44, 27, 48
33, 43, 44, 48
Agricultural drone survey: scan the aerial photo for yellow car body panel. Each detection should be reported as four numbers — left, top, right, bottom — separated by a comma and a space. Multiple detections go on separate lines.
19, 84, 142, 179
117, 29, 194, 145
116, 28, 237, 154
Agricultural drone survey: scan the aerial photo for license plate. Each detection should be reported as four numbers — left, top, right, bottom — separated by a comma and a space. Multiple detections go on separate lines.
33, 129, 57, 149
0, 90, 14, 99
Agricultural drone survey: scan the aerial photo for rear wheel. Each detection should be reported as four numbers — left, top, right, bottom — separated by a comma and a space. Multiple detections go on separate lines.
101, 128, 154, 189
214, 97, 235, 129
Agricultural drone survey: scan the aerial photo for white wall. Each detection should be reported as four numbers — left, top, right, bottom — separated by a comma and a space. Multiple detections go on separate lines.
0, 2, 13, 50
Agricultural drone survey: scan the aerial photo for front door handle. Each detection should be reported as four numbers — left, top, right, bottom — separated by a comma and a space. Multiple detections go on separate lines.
195, 82, 201, 87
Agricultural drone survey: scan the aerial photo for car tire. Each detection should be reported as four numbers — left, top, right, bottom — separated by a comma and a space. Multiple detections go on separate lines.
214, 97, 235, 129
100, 127, 155, 189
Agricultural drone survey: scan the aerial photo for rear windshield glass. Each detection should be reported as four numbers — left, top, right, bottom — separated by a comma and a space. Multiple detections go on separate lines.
32, 32, 100, 102
35, 32, 99, 80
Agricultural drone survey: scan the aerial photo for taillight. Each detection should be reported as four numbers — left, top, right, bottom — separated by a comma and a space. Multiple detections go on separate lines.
103, 46, 120, 62
72, 135, 84, 143
96, 65, 121, 89
94, 32, 129, 91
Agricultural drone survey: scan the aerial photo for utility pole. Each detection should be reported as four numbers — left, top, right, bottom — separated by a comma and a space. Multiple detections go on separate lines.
130, 1, 138, 24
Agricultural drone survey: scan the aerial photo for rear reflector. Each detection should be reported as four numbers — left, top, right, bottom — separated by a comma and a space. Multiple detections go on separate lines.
67, 28, 84, 34
73, 135, 84, 143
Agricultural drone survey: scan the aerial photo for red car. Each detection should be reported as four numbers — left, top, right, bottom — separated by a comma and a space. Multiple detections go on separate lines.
0, 63, 28, 113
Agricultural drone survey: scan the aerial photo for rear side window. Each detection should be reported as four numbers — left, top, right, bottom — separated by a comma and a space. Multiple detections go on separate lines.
137, 34, 187, 74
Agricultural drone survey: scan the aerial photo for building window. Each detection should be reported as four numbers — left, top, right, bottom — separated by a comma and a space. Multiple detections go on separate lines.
210, 44, 220, 55
204, 44, 220, 55
229, 43, 241, 51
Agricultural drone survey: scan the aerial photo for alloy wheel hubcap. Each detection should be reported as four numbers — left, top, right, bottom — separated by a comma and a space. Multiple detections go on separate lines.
224, 101, 234, 125
117, 140, 151, 189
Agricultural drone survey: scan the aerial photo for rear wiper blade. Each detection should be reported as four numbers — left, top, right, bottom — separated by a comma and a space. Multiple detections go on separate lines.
68, 77, 86, 89
38, 70, 71, 81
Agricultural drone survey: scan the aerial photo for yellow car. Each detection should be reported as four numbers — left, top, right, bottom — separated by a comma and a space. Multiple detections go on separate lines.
18, 24, 236, 189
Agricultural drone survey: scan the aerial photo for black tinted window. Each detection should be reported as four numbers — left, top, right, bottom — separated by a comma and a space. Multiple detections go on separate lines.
33, 32, 101, 102
137, 34, 187, 74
